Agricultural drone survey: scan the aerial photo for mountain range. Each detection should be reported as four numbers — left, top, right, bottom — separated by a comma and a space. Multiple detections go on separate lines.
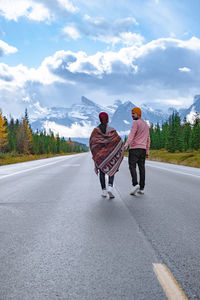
30, 95, 200, 145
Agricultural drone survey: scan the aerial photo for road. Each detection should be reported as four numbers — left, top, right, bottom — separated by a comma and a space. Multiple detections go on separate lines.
0, 153, 200, 300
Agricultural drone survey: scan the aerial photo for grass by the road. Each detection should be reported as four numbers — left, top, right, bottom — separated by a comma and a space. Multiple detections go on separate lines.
1, 150, 200, 168
125, 149, 200, 168
0, 152, 86, 166
149, 150, 200, 168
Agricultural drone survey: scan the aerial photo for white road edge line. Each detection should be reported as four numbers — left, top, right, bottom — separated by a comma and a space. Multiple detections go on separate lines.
147, 164, 200, 178
153, 263, 189, 300
0, 157, 73, 180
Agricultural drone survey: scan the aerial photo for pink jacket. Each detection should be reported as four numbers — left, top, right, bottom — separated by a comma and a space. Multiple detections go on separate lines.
125, 119, 150, 154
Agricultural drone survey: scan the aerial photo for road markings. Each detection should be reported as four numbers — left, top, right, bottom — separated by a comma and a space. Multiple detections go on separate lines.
147, 164, 200, 178
61, 164, 80, 167
153, 263, 188, 300
0, 157, 75, 180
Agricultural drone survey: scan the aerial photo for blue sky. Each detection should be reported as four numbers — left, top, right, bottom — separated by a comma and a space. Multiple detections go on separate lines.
1, 0, 200, 119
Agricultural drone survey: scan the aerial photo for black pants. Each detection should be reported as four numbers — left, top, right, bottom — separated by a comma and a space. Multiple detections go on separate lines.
99, 169, 114, 190
128, 148, 146, 189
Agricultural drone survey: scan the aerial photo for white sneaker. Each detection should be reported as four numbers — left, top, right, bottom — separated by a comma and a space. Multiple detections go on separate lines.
101, 189, 107, 197
130, 184, 140, 195
138, 189, 144, 194
107, 185, 115, 199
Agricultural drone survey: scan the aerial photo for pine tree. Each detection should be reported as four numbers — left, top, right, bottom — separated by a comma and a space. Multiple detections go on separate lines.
16, 118, 33, 154
183, 119, 192, 151
149, 124, 155, 149
166, 112, 183, 152
192, 113, 200, 150
7, 117, 15, 152
23, 118, 33, 152
161, 122, 169, 149
0, 109, 8, 152
154, 123, 162, 149
24, 108, 29, 124
32, 130, 40, 154
56, 134, 61, 153
38, 132, 45, 154
174, 113, 183, 151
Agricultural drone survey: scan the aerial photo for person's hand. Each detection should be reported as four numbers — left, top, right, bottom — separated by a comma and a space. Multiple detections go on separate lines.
124, 144, 128, 151
146, 153, 149, 158
94, 164, 98, 175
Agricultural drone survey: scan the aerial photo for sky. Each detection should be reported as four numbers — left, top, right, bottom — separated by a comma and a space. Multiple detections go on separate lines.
1, 0, 200, 119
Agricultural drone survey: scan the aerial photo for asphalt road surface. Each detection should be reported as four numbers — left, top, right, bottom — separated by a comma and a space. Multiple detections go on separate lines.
0, 153, 200, 300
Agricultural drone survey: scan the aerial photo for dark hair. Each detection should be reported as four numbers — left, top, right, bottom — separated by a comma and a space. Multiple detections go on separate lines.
99, 112, 109, 123
99, 123, 107, 134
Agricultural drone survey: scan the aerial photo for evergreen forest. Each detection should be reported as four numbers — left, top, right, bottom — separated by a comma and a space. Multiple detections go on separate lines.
149, 112, 200, 152
0, 109, 88, 155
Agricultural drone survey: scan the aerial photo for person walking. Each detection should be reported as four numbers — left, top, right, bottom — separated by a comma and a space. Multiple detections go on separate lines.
90, 112, 124, 199
124, 107, 150, 195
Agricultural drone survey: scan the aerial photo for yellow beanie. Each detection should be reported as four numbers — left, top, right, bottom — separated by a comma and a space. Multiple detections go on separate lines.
132, 107, 141, 117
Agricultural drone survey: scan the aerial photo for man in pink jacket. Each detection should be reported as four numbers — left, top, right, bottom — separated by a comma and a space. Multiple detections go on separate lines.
124, 107, 150, 195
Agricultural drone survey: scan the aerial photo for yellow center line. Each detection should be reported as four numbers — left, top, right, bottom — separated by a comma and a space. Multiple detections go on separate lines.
153, 263, 189, 300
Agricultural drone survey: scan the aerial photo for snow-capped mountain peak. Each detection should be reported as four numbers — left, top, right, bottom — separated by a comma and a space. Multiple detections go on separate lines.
81, 96, 98, 107
179, 95, 200, 120
30, 95, 200, 143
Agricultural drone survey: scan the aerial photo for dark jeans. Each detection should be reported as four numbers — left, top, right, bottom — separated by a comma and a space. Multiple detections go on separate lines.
128, 148, 146, 189
99, 169, 114, 190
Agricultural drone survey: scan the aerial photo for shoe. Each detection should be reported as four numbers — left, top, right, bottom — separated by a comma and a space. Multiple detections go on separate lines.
101, 189, 107, 197
130, 184, 140, 195
107, 185, 115, 199
138, 189, 144, 194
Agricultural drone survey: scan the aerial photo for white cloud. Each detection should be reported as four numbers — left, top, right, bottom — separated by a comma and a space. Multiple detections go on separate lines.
91, 32, 144, 47
46, 37, 200, 84
84, 15, 138, 27
0, 57, 66, 91
123, 120, 130, 124
22, 96, 31, 102
0, 0, 28, 21
83, 14, 104, 25
0, 0, 78, 22
118, 130, 130, 136
44, 36, 200, 108
154, 98, 185, 106
1, 36, 200, 118
62, 25, 81, 40
0, 40, 18, 56
179, 67, 191, 72
27, 2, 51, 22
43, 120, 94, 138
170, 32, 176, 38
0, 64, 27, 89
0, 0, 51, 22
45, 47, 139, 77
57, 0, 78, 13
119, 32, 144, 46
62, 16, 142, 46
178, 36, 200, 51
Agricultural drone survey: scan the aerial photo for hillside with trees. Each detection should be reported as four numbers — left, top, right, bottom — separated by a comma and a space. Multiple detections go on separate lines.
150, 112, 200, 152
0, 108, 88, 164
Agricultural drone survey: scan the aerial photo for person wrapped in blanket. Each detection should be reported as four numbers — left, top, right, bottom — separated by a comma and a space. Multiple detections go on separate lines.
89, 112, 124, 199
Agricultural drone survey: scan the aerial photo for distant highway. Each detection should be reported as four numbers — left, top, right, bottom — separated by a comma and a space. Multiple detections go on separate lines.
0, 153, 200, 299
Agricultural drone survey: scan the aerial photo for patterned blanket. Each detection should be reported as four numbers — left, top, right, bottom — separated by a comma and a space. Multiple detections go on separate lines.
90, 126, 124, 176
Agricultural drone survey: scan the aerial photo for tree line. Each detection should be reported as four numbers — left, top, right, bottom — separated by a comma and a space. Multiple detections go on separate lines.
149, 111, 200, 152
0, 109, 88, 154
